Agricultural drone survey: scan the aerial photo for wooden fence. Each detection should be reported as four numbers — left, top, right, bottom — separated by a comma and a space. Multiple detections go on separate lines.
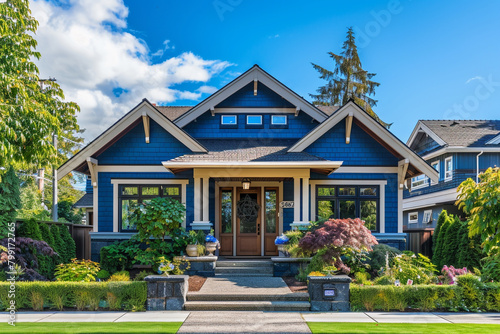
15, 219, 92, 260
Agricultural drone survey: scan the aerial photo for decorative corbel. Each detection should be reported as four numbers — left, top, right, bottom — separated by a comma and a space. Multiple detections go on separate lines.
86, 157, 98, 188
345, 112, 354, 144
142, 111, 150, 143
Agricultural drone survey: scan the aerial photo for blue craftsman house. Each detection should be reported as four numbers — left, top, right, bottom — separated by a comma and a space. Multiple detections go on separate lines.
403, 120, 500, 253
62, 65, 437, 260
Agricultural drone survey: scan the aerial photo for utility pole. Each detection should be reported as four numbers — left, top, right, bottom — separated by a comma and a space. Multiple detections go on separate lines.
52, 133, 58, 222
37, 168, 45, 202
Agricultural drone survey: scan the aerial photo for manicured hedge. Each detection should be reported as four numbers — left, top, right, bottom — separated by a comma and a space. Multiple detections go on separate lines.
0, 281, 146, 312
351, 283, 500, 312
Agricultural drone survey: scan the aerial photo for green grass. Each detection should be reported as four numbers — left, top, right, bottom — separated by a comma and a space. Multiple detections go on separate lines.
0, 322, 182, 334
307, 323, 500, 334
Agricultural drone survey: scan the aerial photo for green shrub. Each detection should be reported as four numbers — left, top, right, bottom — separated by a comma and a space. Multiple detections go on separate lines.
432, 210, 447, 255
367, 244, 402, 273
96, 269, 111, 280
60, 225, 76, 261
354, 271, 372, 285
373, 275, 394, 285
456, 273, 484, 311
433, 213, 452, 269
17, 218, 43, 240
55, 259, 100, 282
50, 225, 67, 264
390, 253, 437, 285
108, 271, 130, 282
481, 252, 500, 282
0, 270, 6, 281
442, 217, 462, 267
0, 281, 146, 311
133, 270, 153, 281
100, 239, 141, 274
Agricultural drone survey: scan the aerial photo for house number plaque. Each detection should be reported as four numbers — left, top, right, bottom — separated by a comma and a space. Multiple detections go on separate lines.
280, 201, 294, 208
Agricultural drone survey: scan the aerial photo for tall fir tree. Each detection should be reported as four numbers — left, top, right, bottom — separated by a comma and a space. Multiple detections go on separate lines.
60, 225, 76, 261
433, 214, 452, 269
441, 216, 462, 267
310, 27, 390, 128
50, 224, 66, 264
433, 210, 448, 256
457, 222, 482, 270
17, 218, 42, 240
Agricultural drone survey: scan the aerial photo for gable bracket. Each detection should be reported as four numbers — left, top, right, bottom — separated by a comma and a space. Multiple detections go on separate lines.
345, 112, 354, 144
295, 106, 300, 117
210, 107, 215, 116
141, 111, 150, 144
254, 79, 258, 96
398, 158, 409, 189
86, 157, 98, 188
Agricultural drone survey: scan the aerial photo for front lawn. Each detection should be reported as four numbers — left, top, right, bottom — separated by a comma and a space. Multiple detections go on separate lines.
307, 323, 500, 334
0, 322, 182, 334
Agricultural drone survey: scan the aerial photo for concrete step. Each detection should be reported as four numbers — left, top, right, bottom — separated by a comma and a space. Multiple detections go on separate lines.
215, 267, 273, 275
216, 260, 273, 268
184, 300, 311, 311
187, 292, 309, 302
214, 273, 274, 277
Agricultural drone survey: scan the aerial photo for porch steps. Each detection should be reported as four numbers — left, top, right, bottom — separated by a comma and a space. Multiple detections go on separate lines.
215, 260, 273, 276
184, 300, 310, 311
187, 292, 309, 302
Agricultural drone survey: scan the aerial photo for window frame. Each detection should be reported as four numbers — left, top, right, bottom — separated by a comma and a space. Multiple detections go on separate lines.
118, 184, 182, 232
220, 115, 238, 128
408, 212, 418, 224
411, 174, 428, 189
315, 185, 379, 232
245, 115, 263, 128
270, 115, 288, 129
431, 161, 440, 185
422, 210, 433, 224
444, 157, 453, 181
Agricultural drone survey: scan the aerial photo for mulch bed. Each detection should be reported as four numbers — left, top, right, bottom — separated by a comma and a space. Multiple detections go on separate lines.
188, 275, 207, 292
283, 276, 308, 293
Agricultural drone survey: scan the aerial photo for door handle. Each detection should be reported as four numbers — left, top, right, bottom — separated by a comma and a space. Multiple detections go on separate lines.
257, 223, 261, 236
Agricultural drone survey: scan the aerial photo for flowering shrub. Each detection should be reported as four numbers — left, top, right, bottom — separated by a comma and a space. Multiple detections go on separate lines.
205, 234, 218, 243
275, 234, 289, 245
54, 259, 100, 282
442, 265, 468, 285
156, 256, 190, 275
308, 271, 325, 276
298, 218, 378, 274
384, 253, 437, 285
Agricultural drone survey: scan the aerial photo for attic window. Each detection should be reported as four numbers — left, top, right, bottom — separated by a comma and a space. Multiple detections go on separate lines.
247, 115, 262, 125
220, 115, 238, 128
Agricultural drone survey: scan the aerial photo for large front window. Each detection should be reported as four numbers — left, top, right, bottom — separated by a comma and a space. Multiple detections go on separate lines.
119, 184, 181, 232
316, 185, 379, 231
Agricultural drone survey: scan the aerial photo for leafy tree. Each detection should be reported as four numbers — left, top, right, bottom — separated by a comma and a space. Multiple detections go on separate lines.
0, 166, 21, 238
17, 176, 50, 220
134, 197, 186, 242
57, 200, 83, 224
0, 0, 80, 167
310, 27, 390, 128
457, 167, 500, 254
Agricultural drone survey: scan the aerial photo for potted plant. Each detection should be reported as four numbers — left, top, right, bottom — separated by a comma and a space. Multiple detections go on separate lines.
185, 230, 199, 257
205, 230, 219, 256
275, 234, 289, 257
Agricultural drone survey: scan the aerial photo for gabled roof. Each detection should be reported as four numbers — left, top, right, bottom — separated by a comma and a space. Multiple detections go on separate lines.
413, 120, 500, 147
157, 106, 192, 121
406, 121, 447, 149
73, 193, 93, 208
174, 65, 329, 127
57, 99, 207, 180
288, 100, 439, 181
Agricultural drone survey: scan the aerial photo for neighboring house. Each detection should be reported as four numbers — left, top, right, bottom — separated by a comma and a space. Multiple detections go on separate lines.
403, 120, 500, 254
58, 65, 437, 261
73, 179, 94, 226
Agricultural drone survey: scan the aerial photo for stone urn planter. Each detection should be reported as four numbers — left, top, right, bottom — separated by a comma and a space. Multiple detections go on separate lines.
186, 244, 198, 257
205, 242, 218, 256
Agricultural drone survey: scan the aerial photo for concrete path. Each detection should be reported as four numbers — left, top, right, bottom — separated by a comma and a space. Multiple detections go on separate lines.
177, 311, 311, 334
3, 311, 189, 323
192, 276, 292, 295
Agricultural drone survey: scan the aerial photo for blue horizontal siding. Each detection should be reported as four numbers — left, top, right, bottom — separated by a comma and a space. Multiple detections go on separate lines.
305, 120, 398, 166
96, 119, 191, 165
216, 82, 295, 108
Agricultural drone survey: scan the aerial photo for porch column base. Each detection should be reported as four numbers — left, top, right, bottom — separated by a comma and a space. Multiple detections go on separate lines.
290, 221, 310, 231
191, 221, 212, 230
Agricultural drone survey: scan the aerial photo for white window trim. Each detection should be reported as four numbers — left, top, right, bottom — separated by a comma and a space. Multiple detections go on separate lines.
271, 115, 287, 125
444, 157, 453, 181
422, 210, 433, 223
408, 212, 418, 224
111, 179, 189, 232
309, 180, 386, 233
411, 175, 428, 189
431, 161, 439, 185
246, 115, 262, 125
221, 115, 237, 125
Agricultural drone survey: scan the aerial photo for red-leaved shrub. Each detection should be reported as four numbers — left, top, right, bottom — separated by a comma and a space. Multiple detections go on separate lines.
298, 218, 378, 274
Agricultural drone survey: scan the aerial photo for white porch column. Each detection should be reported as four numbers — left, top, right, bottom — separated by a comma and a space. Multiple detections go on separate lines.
202, 177, 209, 222
192, 172, 212, 231
293, 177, 301, 222
302, 177, 309, 222
193, 177, 201, 221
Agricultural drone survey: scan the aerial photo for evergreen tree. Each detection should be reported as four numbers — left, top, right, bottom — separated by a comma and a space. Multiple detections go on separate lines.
0, 166, 21, 238
433, 210, 448, 255
442, 216, 462, 267
60, 225, 76, 261
50, 224, 66, 264
457, 222, 482, 270
40, 223, 55, 249
17, 218, 42, 240
433, 215, 451, 269
39, 223, 56, 280
310, 27, 390, 128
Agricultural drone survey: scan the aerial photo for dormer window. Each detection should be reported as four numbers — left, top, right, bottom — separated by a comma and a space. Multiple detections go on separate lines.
246, 115, 262, 125
270, 115, 288, 129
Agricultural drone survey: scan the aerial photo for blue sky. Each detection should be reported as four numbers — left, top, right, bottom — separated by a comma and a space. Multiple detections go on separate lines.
33, 0, 500, 142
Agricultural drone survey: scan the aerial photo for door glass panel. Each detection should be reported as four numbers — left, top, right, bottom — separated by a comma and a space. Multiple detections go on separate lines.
360, 200, 377, 230
265, 190, 276, 233
237, 193, 259, 233
339, 200, 356, 218
121, 199, 138, 230
221, 190, 232, 234
317, 200, 335, 221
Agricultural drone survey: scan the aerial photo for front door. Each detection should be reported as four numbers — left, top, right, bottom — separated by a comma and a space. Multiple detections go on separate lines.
236, 187, 261, 256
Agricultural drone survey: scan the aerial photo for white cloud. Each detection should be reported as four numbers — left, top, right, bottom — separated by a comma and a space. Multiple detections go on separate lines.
466, 76, 483, 84
197, 85, 218, 94
30, 0, 232, 141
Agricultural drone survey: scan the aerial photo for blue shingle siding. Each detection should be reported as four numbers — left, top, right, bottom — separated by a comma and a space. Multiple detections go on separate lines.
85, 178, 93, 195
282, 180, 294, 231
311, 172, 399, 233
412, 135, 441, 156
183, 111, 317, 139
305, 121, 398, 166
96, 119, 192, 165
456, 152, 500, 170
97, 171, 193, 233
216, 82, 295, 108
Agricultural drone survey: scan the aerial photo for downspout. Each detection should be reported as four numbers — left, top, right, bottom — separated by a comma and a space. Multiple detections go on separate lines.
476, 151, 484, 183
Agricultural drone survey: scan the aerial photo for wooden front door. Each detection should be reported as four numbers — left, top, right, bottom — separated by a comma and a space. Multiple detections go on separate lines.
236, 187, 261, 256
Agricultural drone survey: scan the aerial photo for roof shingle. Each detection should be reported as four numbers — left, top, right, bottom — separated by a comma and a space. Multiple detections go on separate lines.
421, 120, 500, 147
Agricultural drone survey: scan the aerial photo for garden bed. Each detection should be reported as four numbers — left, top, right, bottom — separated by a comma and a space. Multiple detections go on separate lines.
188, 275, 206, 292
283, 276, 308, 293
